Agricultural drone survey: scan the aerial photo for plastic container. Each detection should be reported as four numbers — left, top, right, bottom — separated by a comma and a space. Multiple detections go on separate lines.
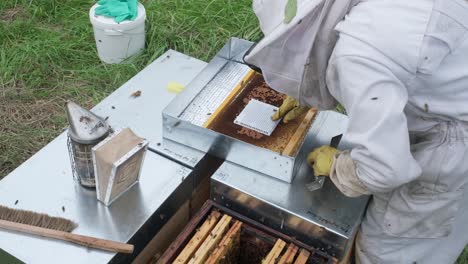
89, 3, 146, 64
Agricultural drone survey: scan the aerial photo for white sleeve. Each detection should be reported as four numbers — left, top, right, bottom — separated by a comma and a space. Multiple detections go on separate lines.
330, 150, 371, 197
326, 39, 422, 194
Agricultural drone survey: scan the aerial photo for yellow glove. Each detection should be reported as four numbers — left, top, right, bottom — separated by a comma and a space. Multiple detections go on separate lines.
271, 96, 309, 123
307, 146, 338, 177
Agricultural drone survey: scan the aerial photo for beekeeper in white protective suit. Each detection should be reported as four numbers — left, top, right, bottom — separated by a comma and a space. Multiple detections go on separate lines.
244, 0, 468, 263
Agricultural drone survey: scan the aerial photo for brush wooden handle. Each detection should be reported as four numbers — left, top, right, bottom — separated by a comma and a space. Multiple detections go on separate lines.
0, 219, 134, 254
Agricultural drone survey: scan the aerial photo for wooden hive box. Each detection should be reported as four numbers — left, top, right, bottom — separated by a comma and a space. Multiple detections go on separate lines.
155, 201, 337, 264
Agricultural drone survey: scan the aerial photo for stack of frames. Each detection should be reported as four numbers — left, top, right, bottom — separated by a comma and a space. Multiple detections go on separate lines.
262, 239, 312, 264
156, 201, 336, 264
172, 212, 240, 264
169, 211, 316, 264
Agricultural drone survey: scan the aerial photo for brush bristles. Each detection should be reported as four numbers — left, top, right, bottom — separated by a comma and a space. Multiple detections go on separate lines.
0, 206, 77, 232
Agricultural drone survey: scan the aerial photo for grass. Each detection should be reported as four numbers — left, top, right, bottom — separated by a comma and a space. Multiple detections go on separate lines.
0, 0, 261, 177
1, 2, 467, 262
460, 248, 468, 264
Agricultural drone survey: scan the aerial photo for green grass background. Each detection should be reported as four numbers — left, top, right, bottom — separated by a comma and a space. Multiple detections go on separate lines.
0, 0, 261, 177
0, 1, 466, 262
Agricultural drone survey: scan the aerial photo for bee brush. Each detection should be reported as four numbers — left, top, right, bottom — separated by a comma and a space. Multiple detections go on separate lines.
0, 205, 133, 254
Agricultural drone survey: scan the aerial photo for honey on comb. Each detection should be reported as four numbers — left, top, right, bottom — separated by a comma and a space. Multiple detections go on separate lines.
207, 74, 307, 153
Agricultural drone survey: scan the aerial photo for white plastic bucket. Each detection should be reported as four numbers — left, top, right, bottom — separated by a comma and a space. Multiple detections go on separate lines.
89, 3, 146, 64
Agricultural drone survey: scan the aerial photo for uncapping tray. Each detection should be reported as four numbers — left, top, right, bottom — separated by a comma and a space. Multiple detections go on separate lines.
162, 38, 316, 183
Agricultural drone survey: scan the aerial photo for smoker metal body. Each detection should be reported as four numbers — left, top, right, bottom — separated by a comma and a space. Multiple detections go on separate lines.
211, 111, 370, 260
67, 137, 96, 187
66, 101, 110, 187
162, 38, 311, 183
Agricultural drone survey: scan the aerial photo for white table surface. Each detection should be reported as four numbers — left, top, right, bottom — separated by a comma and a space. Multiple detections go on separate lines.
0, 50, 207, 264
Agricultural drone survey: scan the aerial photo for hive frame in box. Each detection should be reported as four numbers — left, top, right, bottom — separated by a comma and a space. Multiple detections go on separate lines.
158, 200, 338, 264
162, 38, 316, 183
92, 129, 149, 206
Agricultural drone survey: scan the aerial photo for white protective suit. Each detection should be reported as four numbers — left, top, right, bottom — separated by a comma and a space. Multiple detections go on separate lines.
245, 0, 468, 263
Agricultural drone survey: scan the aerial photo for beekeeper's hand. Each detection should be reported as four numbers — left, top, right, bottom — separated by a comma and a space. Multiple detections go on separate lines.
271, 96, 308, 123
307, 146, 338, 177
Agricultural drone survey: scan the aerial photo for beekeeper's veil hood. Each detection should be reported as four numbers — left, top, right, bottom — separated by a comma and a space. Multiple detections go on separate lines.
244, 0, 359, 110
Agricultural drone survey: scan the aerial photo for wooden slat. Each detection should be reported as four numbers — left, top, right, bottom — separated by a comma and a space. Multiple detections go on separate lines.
263, 239, 287, 264
277, 243, 299, 264
203, 70, 256, 128
205, 220, 242, 264
293, 249, 311, 264
173, 211, 222, 264
282, 108, 318, 156
188, 214, 232, 264
158, 202, 214, 264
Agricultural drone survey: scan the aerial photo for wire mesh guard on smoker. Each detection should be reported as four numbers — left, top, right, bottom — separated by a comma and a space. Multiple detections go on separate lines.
66, 101, 110, 187
234, 99, 281, 136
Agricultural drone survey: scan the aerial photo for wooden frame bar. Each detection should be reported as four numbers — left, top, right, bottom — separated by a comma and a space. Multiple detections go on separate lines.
187, 214, 232, 264
278, 243, 299, 264
205, 220, 242, 264
263, 239, 286, 264
173, 211, 222, 264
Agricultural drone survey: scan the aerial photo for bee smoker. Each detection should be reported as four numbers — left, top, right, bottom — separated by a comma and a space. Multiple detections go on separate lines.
66, 101, 110, 187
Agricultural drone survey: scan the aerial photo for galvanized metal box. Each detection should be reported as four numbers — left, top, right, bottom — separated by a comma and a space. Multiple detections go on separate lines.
210, 111, 370, 260
162, 38, 316, 183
